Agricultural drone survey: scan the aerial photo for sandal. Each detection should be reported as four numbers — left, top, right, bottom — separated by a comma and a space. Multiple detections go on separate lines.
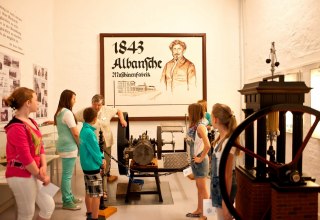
103, 192, 108, 201
186, 213, 201, 218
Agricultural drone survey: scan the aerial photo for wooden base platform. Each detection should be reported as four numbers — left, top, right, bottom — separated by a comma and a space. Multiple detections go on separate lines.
98, 206, 117, 219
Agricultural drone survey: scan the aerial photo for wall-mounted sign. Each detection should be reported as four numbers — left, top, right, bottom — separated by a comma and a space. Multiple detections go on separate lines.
0, 5, 24, 54
100, 33, 207, 121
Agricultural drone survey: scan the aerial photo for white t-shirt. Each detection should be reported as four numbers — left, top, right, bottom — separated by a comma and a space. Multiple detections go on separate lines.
193, 124, 207, 156
62, 108, 77, 128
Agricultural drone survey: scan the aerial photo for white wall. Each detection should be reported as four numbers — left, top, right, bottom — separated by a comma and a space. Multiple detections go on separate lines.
51, 0, 242, 163
0, 0, 241, 161
242, 0, 320, 81
0, 0, 54, 156
52, 0, 241, 118
0, 0, 54, 116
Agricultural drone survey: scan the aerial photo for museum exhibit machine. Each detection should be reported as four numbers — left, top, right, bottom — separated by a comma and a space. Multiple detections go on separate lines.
117, 113, 189, 203
219, 42, 320, 219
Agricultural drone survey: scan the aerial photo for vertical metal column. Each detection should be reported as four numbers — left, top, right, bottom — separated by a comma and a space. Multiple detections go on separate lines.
276, 111, 286, 163
292, 111, 303, 174
243, 108, 254, 169
256, 116, 267, 179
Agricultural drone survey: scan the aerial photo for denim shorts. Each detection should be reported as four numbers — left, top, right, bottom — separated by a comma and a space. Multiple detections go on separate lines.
191, 155, 209, 178
211, 171, 237, 208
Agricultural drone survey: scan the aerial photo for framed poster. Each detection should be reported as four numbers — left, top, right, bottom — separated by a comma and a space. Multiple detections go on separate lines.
100, 33, 206, 121
33, 64, 48, 118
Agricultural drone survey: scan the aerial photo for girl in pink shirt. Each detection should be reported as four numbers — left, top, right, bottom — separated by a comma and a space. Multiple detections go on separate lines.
4, 87, 55, 220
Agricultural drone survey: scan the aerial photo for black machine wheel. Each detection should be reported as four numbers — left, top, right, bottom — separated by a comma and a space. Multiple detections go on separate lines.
117, 112, 130, 175
219, 104, 320, 220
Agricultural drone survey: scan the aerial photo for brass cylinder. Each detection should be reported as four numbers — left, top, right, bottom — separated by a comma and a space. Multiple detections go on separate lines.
267, 111, 279, 134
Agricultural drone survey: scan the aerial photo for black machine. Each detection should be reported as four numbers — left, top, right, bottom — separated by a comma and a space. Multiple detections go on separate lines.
116, 113, 191, 204
123, 132, 156, 166
117, 113, 189, 175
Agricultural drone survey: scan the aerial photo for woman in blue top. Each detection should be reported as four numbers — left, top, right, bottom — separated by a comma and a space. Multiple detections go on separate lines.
54, 89, 81, 210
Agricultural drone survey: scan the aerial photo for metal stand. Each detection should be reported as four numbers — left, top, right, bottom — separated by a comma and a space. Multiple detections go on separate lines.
125, 158, 163, 203
98, 129, 117, 219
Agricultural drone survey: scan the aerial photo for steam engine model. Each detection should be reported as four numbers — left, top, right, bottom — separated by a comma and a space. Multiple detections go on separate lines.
123, 132, 156, 166
218, 42, 320, 220
117, 113, 189, 175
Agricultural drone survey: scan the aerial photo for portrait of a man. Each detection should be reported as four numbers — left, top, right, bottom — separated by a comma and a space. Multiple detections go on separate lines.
160, 40, 196, 92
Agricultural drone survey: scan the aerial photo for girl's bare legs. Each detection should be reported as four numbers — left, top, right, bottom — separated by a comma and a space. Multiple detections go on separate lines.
193, 177, 209, 216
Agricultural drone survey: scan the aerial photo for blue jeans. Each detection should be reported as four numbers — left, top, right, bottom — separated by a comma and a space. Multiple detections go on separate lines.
61, 157, 76, 204
187, 139, 208, 178
211, 153, 237, 207
191, 154, 209, 178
